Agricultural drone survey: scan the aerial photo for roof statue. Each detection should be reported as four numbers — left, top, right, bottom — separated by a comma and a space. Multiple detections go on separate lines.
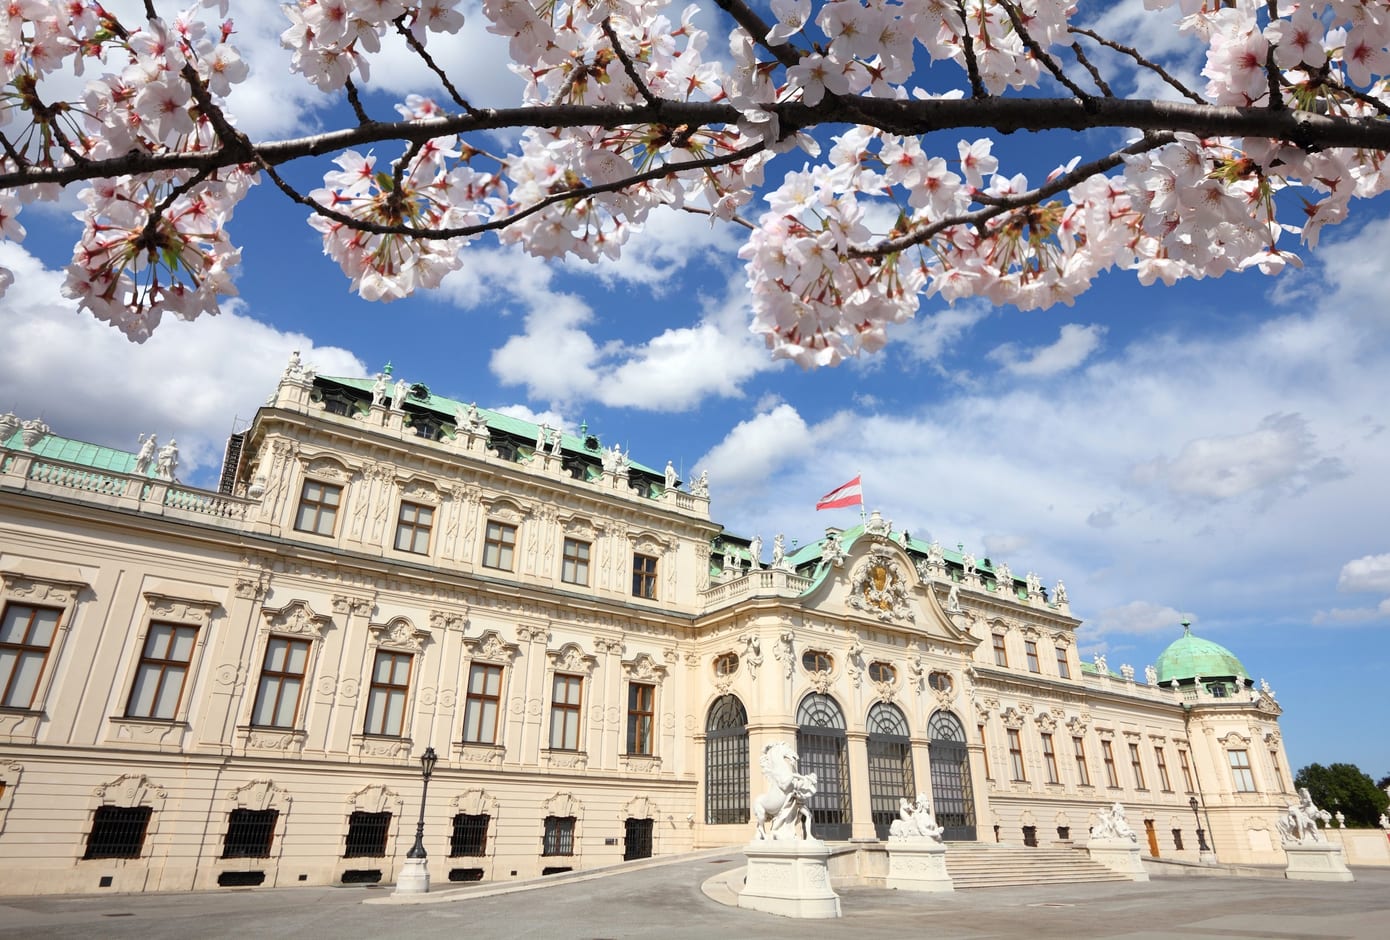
1054, 580, 1068, 606
1091, 802, 1137, 843
889, 794, 945, 843
994, 561, 1012, 592
664, 461, 677, 490
535, 423, 549, 453
751, 741, 818, 842
748, 535, 762, 570
548, 427, 563, 455
821, 529, 846, 568
771, 533, 786, 570
134, 433, 157, 476
1145, 664, 1158, 686
391, 378, 408, 411
155, 439, 179, 481
945, 583, 962, 614
1277, 788, 1331, 845
962, 552, 976, 577
690, 470, 708, 498
371, 373, 387, 407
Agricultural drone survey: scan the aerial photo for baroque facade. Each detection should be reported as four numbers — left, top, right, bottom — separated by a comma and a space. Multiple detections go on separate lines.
0, 362, 1295, 896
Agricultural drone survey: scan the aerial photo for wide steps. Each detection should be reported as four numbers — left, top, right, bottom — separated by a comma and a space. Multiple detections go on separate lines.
944, 843, 1135, 889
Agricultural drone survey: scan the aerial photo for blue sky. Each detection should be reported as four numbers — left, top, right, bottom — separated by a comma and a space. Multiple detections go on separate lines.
1, 1, 1387, 782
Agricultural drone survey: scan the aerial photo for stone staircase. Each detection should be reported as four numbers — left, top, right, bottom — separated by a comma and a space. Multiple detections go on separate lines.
945, 842, 1137, 889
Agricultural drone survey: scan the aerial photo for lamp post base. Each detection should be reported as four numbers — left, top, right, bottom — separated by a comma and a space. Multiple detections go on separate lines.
392, 857, 431, 895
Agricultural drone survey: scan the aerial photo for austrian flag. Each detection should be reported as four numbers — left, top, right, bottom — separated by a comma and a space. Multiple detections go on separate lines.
816, 476, 863, 511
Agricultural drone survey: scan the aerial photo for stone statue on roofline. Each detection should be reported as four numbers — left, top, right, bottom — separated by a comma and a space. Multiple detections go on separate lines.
748, 535, 763, 570
549, 427, 563, 455
156, 439, 179, 481
664, 460, 677, 490
392, 378, 409, 411
1054, 580, 1068, 606
691, 469, 709, 498
134, 434, 157, 475
771, 533, 786, 569
0, 412, 19, 444
371, 374, 387, 407
962, 552, 976, 577
1145, 664, 1158, 686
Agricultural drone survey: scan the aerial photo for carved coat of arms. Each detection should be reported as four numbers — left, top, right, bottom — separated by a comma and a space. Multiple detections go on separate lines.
847, 545, 914, 622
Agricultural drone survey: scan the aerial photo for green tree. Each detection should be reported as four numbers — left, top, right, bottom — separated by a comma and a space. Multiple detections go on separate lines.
1294, 764, 1390, 828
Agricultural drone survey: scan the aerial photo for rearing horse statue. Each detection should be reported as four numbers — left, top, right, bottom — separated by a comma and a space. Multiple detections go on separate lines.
751, 741, 818, 841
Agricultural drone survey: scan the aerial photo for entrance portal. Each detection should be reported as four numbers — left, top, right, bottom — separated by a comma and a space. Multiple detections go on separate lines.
927, 710, 977, 841
796, 694, 852, 840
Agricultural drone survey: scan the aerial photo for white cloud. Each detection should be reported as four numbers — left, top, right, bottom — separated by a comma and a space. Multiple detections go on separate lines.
0, 243, 364, 485
1093, 601, 1191, 637
699, 405, 813, 489
1337, 553, 1390, 593
990, 323, 1106, 377
489, 404, 570, 431
888, 301, 992, 365
1130, 413, 1346, 504
981, 534, 1030, 558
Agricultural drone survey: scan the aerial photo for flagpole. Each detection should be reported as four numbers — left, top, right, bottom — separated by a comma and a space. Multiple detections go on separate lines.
859, 470, 866, 524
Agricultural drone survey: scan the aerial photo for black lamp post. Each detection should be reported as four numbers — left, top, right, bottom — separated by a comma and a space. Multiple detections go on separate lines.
407, 747, 438, 860
1189, 795, 1209, 852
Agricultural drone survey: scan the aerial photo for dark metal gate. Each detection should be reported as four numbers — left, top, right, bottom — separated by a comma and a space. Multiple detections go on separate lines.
928, 710, 977, 841
623, 817, 653, 860
796, 694, 852, 840
866, 703, 916, 839
704, 695, 749, 824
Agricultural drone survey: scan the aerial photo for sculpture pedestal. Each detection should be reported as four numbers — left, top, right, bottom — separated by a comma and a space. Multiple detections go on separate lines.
1283, 841, 1354, 882
739, 840, 841, 919
1086, 839, 1149, 881
885, 841, 953, 892
392, 857, 431, 895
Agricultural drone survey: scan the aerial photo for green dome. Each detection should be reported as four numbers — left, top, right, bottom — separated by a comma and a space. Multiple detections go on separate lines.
1155, 622, 1249, 685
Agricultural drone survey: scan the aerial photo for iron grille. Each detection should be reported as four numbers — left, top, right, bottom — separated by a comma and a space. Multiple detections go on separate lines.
705, 695, 749, 824
450, 813, 490, 857
543, 816, 575, 856
1172, 829, 1184, 850
797, 694, 851, 840
343, 811, 392, 858
867, 703, 916, 839
623, 818, 654, 860
927, 710, 977, 841
448, 868, 485, 882
84, 806, 153, 860
1023, 825, 1038, 847
217, 871, 266, 887
222, 808, 278, 859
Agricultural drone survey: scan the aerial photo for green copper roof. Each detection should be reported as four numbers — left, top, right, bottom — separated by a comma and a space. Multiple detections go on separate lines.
2, 427, 147, 475
1155, 623, 1249, 684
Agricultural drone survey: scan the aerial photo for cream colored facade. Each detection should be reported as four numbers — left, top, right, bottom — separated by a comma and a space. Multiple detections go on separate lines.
0, 367, 1297, 896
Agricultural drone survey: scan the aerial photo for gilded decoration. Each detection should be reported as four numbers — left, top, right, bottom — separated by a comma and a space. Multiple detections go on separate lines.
846, 545, 915, 622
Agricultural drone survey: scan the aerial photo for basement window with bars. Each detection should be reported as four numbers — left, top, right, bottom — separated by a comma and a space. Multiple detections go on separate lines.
450, 814, 490, 857
222, 808, 278, 859
343, 811, 392, 858
542, 815, 575, 857
83, 806, 153, 860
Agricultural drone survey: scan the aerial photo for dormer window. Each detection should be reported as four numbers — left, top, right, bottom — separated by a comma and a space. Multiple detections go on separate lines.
801, 650, 832, 674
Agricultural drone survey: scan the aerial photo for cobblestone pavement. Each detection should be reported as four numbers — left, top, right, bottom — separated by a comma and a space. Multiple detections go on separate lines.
1, 860, 1387, 939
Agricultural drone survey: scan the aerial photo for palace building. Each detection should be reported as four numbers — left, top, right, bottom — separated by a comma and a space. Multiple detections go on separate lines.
0, 359, 1295, 895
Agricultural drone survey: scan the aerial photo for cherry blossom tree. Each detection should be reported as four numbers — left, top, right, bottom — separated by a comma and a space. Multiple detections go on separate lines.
5, 0, 1390, 363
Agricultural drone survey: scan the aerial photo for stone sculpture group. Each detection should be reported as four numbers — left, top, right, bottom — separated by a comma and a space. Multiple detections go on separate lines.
751, 741, 819, 842
889, 794, 945, 842
1091, 802, 1137, 842
1276, 787, 1332, 845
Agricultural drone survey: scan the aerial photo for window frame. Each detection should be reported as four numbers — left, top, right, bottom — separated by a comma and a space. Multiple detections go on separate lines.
1154, 745, 1173, 791
251, 636, 313, 729
83, 805, 154, 860
482, 520, 518, 571
1178, 749, 1195, 792
992, 633, 1008, 668
1101, 739, 1120, 788
801, 649, 833, 674
1024, 639, 1040, 674
1072, 735, 1091, 786
221, 807, 279, 859
362, 649, 413, 738
549, 673, 583, 751
293, 479, 342, 536
1055, 645, 1071, 679
1041, 732, 1060, 784
0, 603, 63, 710
123, 621, 199, 721
1128, 741, 1148, 790
450, 813, 491, 857
625, 681, 656, 756
542, 815, 576, 857
1006, 727, 1026, 782
1228, 748, 1257, 792
631, 552, 659, 599
462, 662, 504, 745
393, 501, 434, 555
561, 538, 591, 586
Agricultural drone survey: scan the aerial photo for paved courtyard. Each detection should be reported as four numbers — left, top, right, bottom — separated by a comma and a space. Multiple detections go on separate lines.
1, 859, 1386, 939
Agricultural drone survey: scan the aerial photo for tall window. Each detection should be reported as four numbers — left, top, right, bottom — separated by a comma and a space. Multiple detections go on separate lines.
1178, 749, 1195, 791
1129, 742, 1147, 789
992, 633, 1008, 667
251, 637, 311, 728
125, 622, 198, 720
1101, 740, 1120, 788
1154, 746, 1173, 791
450, 814, 490, 856
1055, 646, 1071, 678
344, 811, 392, 858
1229, 749, 1256, 792
626, 682, 655, 755
363, 651, 412, 737
561, 538, 591, 586
394, 502, 433, 554
632, 553, 658, 599
1072, 736, 1091, 786
542, 815, 575, 856
0, 603, 61, 709
1041, 733, 1060, 784
1006, 728, 1026, 781
83, 806, 153, 860
549, 674, 582, 750
462, 663, 503, 744
704, 695, 750, 825
222, 809, 278, 858
294, 480, 341, 536
1269, 750, 1285, 792
482, 521, 517, 570
1024, 640, 1040, 673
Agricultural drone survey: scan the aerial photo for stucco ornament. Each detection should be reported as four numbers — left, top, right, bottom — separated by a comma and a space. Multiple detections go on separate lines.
752, 742, 818, 842
889, 794, 945, 843
1277, 788, 1331, 844
1092, 802, 1137, 842
847, 545, 914, 622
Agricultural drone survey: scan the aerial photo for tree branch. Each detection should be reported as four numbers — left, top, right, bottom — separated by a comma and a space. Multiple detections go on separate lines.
1070, 26, 1203, 104
711, 0, 802, 68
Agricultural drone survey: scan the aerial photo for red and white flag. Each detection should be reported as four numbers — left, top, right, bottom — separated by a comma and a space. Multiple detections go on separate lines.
816, 475, 863, 511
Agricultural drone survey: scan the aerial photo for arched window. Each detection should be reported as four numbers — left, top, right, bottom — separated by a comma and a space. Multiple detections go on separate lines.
866, 703, 915, 839
796, 694, 851, 840
927, 710, 977, 840
704, 695, 749, 824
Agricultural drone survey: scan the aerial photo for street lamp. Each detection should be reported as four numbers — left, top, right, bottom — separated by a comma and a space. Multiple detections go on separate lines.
394, 747, 438, 895
408, 747, 438, 859
1189, 795, 1210, 853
